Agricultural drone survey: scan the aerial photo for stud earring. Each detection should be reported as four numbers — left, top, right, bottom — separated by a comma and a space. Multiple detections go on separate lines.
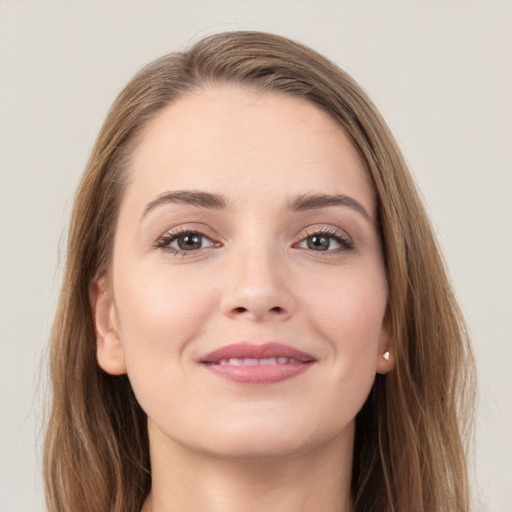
382, 351, 390, 361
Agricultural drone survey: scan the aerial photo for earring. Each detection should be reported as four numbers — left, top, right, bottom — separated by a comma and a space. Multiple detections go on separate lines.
382, 351, 390, 361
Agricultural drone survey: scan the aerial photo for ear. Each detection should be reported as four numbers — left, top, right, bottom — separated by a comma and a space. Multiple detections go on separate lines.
376, 315, 395, 375
89, 277, 127, 375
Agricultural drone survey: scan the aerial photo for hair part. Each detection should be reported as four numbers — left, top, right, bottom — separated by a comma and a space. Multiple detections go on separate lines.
44, 31, 475, 512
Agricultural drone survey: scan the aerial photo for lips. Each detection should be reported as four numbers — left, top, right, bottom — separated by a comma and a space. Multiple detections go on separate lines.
199, 342, 316, 384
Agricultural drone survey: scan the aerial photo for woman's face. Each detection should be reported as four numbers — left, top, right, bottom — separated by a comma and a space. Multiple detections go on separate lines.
93, 85, 393, 459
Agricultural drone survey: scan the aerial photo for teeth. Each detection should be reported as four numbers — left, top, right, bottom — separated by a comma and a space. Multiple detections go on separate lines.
215, 357, 299, 366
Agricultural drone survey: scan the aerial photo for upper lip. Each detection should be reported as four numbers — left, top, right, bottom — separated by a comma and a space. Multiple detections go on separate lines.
199, 342, 316, 364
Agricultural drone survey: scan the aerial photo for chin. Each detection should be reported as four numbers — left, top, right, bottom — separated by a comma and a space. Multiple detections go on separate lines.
191, 415, 352, 461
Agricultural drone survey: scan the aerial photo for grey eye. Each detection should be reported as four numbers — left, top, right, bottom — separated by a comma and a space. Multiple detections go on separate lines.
300, 234, 342, 251
169, 233, 213, 251
177, 234, 201, 250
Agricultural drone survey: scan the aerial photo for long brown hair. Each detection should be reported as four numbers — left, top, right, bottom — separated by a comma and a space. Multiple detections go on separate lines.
44, 31, 475, 512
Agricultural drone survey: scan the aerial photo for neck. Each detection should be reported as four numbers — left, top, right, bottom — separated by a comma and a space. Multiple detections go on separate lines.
142, 422, 354, 512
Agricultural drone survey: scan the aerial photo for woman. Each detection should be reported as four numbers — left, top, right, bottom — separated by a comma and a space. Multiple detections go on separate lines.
43, 31, 475, 511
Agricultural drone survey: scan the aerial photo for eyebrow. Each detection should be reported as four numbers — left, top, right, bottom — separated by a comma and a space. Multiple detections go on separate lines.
141, 190, 374, 224
285, 193, 375, 224
142, 190, 228, 218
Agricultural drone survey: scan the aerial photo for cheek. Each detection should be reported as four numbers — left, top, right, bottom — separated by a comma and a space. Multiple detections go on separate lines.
111, 264, 220, 420
301, 264, 387, 341
308, 287, 385, 424
299, 266, 387, 382
113, 263, 216, 367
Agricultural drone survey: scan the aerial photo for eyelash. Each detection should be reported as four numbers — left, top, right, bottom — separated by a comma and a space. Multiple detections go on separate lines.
154, 227, 217, 256
154, 226, 354, 256
299, 227, 354, 253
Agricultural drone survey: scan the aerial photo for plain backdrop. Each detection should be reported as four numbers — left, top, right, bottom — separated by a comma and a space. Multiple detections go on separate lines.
1, 1, 511, 511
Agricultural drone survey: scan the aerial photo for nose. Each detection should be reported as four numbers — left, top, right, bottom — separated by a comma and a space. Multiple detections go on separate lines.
220, 243, 295, 322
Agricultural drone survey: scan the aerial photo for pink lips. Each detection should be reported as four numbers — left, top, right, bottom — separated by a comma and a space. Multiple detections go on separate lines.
199, 342, 316, 384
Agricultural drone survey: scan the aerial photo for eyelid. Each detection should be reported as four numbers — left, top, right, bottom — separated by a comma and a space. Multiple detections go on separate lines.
294, 225, 354, 252
153, 223, 354, 257
154, 224, 222, 255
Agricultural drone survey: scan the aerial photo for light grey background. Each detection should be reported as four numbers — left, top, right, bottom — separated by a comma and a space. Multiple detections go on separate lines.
1, 1, 511, 511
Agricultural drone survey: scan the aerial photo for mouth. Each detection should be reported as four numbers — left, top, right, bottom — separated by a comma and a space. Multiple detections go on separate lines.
199, 342, 316, 384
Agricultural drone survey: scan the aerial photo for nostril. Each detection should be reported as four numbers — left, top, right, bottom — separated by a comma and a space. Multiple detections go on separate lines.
232, 306, 284, 315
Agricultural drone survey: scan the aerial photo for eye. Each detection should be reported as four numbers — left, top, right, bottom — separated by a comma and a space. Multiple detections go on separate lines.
155, 230, 216, 254
302, 234, 338, 251
297, 229, 353, 252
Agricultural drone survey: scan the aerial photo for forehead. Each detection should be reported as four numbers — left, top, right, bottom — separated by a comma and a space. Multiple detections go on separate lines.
125, 85, 374, 212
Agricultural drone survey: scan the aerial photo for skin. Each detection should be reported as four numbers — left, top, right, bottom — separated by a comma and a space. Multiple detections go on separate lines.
91, 85, 394, 512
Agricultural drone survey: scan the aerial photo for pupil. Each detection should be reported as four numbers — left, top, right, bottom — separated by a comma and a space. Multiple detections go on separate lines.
308, 235, 329, 251
179, 234, 201, 250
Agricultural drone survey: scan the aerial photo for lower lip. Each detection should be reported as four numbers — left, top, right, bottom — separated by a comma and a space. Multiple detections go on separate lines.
201, 362, 314, 384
